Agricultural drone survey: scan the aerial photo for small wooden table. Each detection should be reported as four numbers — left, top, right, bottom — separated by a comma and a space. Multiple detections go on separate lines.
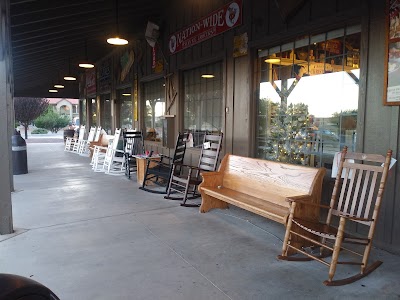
132, 155, 161, 185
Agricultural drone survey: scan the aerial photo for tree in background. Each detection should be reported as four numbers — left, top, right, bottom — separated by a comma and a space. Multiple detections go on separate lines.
14, 97, 49, 139
35, 107, 70, 133
259, 99, 311, 165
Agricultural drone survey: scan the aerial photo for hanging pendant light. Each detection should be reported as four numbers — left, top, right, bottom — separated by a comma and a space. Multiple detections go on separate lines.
107, 0, 128, 45
79, 40, 95, 68
64, 58, 77, 81
54, 71, 65, 88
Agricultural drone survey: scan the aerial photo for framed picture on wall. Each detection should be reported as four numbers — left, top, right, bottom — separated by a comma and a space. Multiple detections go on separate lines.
385, 0, 400, 105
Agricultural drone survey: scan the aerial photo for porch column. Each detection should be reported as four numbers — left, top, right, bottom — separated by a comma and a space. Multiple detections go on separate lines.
0, 0, 14, 234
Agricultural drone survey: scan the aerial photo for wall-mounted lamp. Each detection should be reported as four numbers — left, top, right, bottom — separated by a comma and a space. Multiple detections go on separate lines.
201, 74, 215, 78
107, 0, 128, 45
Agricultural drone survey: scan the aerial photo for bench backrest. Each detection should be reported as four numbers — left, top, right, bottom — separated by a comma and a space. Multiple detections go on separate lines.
219, 154, 325, 202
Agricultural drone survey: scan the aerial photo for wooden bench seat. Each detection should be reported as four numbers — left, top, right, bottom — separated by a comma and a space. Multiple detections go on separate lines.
200, 186, 289, 223
199, 154, 326, 225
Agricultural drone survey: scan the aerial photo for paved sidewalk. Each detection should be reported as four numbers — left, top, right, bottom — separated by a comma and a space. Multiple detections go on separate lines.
1, 142, 400, 299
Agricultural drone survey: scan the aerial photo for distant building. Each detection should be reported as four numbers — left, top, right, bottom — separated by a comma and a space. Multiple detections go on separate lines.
47, 98, 79, 121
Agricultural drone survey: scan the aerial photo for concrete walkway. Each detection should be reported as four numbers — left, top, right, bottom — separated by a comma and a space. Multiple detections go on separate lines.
1, 141, 400, 299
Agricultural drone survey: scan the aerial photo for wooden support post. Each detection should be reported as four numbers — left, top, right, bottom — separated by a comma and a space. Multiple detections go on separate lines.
0, 0, 14, 234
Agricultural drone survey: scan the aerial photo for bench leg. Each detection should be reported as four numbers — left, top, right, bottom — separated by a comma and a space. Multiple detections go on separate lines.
200, 194, 229, 213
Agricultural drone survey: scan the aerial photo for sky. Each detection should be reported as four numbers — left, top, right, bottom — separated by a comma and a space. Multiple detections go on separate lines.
260, 70, 359, 118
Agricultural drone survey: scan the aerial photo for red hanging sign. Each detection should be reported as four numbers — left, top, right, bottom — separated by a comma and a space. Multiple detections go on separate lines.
168, 0, 242, 55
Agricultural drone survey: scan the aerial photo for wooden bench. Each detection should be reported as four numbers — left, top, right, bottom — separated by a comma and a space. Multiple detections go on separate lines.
199, 154, 326, 225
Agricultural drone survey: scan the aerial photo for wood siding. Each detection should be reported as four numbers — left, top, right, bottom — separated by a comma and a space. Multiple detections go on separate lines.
137, 0, 400, 253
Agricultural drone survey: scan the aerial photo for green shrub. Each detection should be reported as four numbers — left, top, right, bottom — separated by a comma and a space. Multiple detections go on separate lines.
31, 128, 48, 134
35, 108, 70, 133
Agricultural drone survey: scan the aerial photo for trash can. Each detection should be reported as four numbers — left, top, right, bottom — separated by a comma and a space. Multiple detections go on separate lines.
0, 273, 60, 300
64, 128, 75, 142
11, 131, 28, 175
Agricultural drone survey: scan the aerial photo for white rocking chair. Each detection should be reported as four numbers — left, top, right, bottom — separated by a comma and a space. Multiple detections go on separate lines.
92, 128, 121, 173
79, 126, 100, 156
71, 125, 86, 153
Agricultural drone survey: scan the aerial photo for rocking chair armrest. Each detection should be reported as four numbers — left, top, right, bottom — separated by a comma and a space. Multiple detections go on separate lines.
93, 145, 108, 151
172, 163, 202, 171
114, 149, 124, 154
286, 195, 331, 209
338, 214, 373, 222
143, 154, 171, 163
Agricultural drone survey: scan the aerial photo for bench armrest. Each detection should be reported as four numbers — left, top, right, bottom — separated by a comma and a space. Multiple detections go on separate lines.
198, 171, 223, 193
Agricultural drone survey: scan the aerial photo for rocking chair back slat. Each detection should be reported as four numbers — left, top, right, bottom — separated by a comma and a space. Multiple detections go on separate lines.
343, 168, 357, 212
363, 171, 379, 219
78, 125, 86, 140
349, 169, 363, 216
337, 171, 349, 212
357, 170, 371, 217
94, 127, 102, 142
87, 127, 96, 142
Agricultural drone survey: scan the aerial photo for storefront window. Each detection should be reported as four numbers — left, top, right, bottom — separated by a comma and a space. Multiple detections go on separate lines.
143, 78, 165, 142
183, 61, 223, 147
117, 87, 133, 129
90, 98, 97, 126
100, 94, 112, 133
257, 25, 360, 168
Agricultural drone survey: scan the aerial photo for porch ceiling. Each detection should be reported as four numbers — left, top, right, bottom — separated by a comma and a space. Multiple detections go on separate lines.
9, 0, 165, 98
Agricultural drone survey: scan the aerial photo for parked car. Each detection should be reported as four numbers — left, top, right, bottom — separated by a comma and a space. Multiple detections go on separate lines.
300, 128, 339, 142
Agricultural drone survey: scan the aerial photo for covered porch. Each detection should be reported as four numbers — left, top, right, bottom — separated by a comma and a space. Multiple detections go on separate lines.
1, 139, 399, 299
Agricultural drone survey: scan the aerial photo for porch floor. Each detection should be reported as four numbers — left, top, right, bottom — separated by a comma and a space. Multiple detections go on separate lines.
2, 137, 400, 299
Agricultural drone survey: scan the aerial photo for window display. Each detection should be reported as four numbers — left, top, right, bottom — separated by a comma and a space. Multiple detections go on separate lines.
143, 78, 165, 141
183, 61, 223, 147
256, 25, 361, 168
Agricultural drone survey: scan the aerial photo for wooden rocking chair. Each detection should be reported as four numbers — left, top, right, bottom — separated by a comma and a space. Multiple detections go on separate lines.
139, 132, 189, 194
164, 133, 223, 207
278, 146, 393, 286
123, 130, 145, 179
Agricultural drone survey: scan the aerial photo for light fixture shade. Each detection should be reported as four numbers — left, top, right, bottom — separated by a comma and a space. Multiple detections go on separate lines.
54, 84, 64, 88
64, 76, 77, 81
107, 37, 128, 45
79, 62, 95, 68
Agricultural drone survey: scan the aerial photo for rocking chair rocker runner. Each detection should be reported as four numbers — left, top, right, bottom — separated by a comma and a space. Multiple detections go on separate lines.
278, 146, 393, 286
139, 132, 189, 194
164, 133, 223, 207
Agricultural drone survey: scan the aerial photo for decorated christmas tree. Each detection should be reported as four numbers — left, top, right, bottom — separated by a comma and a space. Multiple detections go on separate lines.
261, 100, 312, 165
